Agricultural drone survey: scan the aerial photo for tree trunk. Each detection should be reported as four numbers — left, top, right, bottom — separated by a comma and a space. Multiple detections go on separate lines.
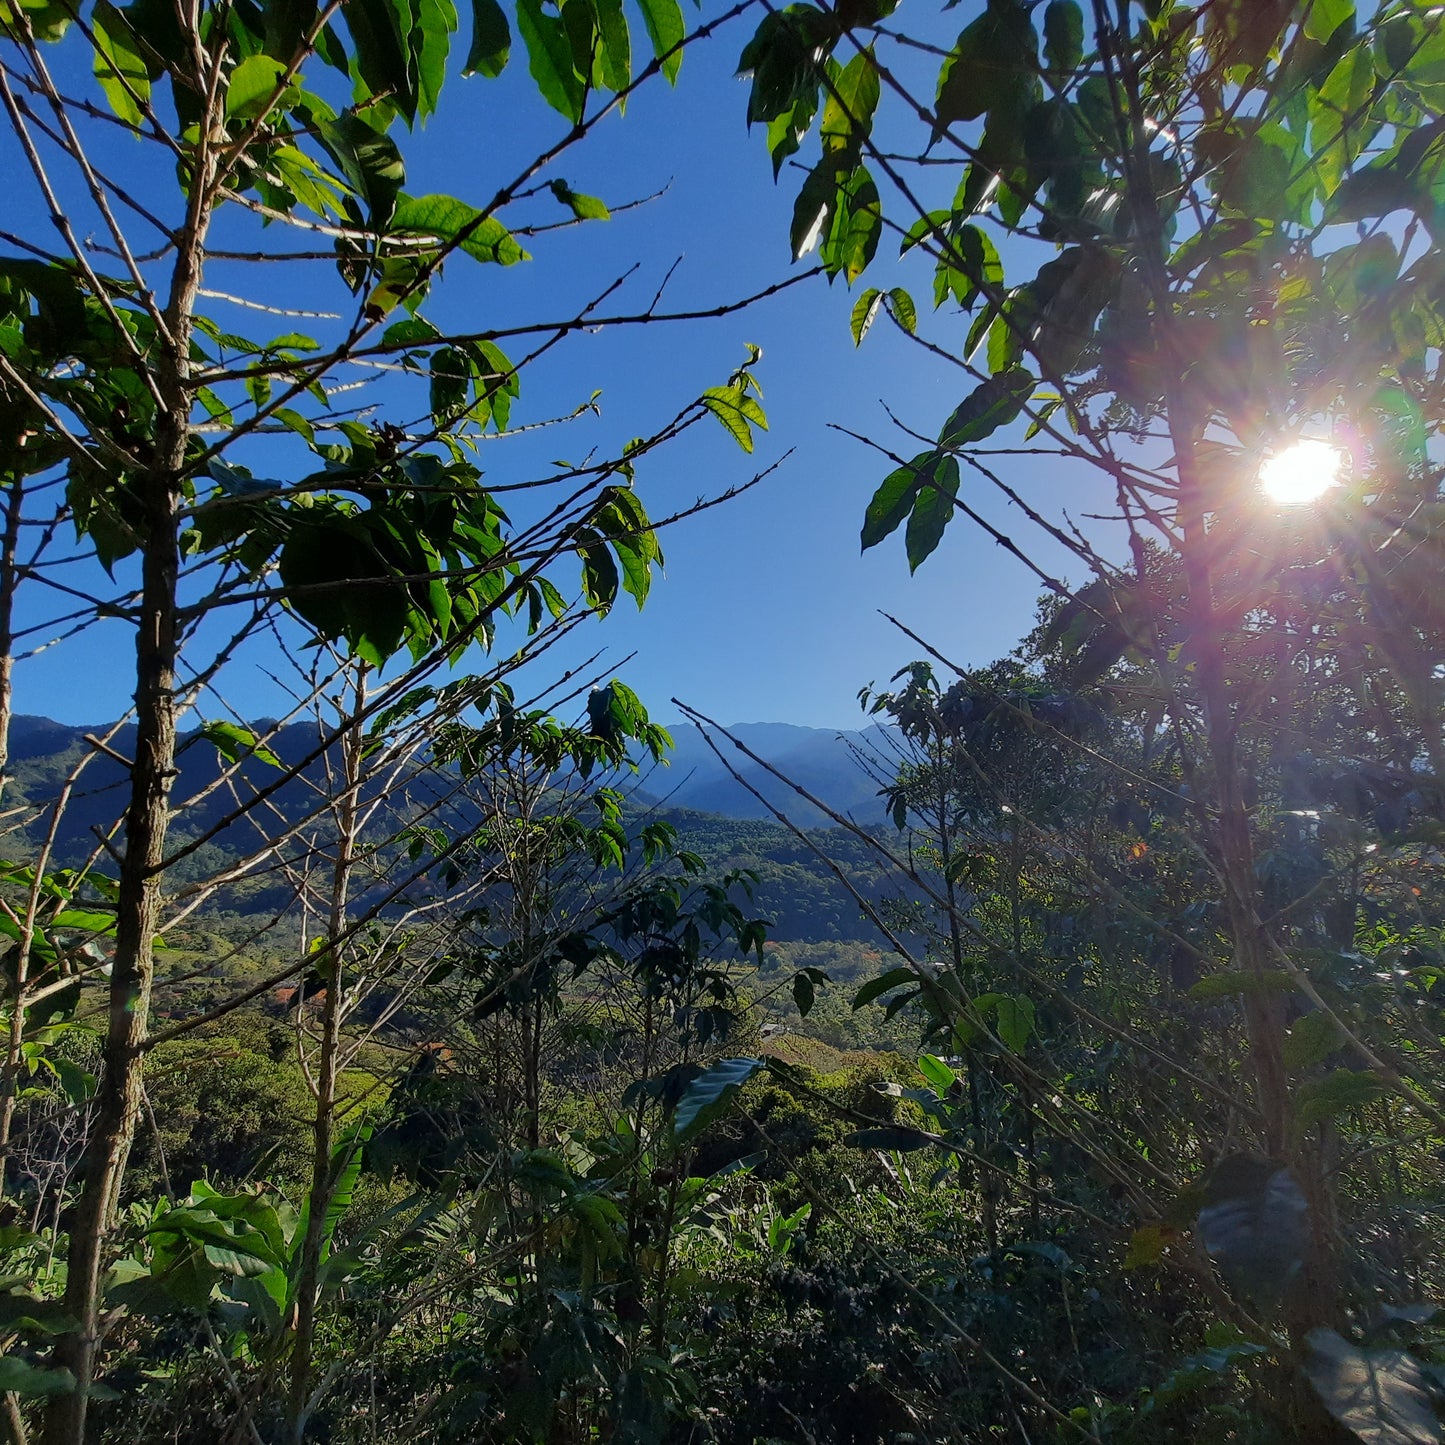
0, 469, 33, 1190
285, 679, 365, 1445
42, 151, 215, 1445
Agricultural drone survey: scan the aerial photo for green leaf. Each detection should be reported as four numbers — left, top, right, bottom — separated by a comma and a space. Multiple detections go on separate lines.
861, 451, 934, 551
821, 48, 880, 157
790, 161, 837, 261
673, 1057, 765, 1140
887, 287, 916, 334
1303, 0, 1353, 45
590, 0, 630, 91
575, 530, 620, 609
50, 1057, 95, 1106
92, 0, 149, 128
935, 0, 1036, 131
991, 993, 1034, 1054
1188, 968, 1297, 1000
938, 368, 1034, 448
549, 179, 610, 220
272, 407, 316, 444
900, 210, 949, 256
517, 0, 585, 120
390, 193, 528, 265
429, 345, 469, 420
738, 5, 826, 125
1042, 0, 1083, 74
792, 971, 816, 1015
701, 385, 767, 452
278, 520, 410, 663
766, 89, 818, 178
413, 0, 458, 119
851, 287, 882, 344
822, 165, 881, 283
1149, 1335, 1271, 1407
635, 0, 685, 84
1296, 1068, 1386, 1127
49, 908, 114, 933
314, 113, 405, 226
290, 1125, 370, 1304
1304, 1328, 1437, 1445
1123, 1222, 1171, 1270
199, 721, 284, 770
0, 1294, 76, 1335
0, 1356, 76, 1398
1284, 1012, 1344, 1071
342, 0, 418, 120
852, 965, 917, 1007
225, 54, 291, 118
904, 451, 959, 571
917, 1053, 956, 1089
464, 0, 511, 74
1310, 46, 1376, 196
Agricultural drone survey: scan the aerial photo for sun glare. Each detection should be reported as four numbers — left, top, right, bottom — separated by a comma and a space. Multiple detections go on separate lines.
1258, 439, 1344, 507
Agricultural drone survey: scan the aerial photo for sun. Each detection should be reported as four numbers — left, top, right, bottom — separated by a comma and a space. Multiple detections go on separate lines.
1258, 439, 1344, 507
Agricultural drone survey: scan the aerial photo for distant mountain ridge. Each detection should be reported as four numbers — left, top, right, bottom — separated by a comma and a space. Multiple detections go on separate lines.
5, 714, 904, 941
639, 721, 895, 825
6, 714, 898, 837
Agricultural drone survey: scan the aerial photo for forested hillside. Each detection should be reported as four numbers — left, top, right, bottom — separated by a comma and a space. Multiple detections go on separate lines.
6, 711, 903, 941
6, 0, 1445, 1442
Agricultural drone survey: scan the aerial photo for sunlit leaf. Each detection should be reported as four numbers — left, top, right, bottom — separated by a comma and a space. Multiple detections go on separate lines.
1305, 1329, 1437, 1445
673, 1057, 766, 1139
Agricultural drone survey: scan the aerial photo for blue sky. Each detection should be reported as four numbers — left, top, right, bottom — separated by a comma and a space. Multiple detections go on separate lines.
5, 4, 1120, 731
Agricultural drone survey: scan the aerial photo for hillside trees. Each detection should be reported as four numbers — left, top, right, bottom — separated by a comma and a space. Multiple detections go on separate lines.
0, 0, 803, 1433
720, 0, 1445, 1434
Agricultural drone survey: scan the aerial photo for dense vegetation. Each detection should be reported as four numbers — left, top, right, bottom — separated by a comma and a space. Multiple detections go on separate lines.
4, 0, 1445, 1441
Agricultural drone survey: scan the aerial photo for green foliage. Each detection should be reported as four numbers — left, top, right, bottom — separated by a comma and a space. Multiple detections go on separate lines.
672, 1056, 766, 1140
130, 1029, 314, 1195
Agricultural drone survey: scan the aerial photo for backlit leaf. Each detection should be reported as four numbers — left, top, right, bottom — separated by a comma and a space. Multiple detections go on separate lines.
200, 721, 284, 770
517, 0, 585, 120
938, 368, 1034, 448
635, 0, 684, 83
887, 287, 917, 333
92, 0, 149, 128
1043, 0, 1083, 74
905, 452, 959, 571
391, 193, 527, 265
464, 0, 510, 74
851, 287, 882, 344
673, 1057, 766, 1139
226, 54, 291, 119
861, 452, 935, 551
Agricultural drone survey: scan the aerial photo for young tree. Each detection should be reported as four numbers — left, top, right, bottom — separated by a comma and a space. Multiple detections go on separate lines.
724, 0, 1445, 1432
0, 0, 788, 1433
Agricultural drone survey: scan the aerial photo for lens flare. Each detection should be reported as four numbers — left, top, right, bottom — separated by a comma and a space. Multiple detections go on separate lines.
1258, 440, 1343, 506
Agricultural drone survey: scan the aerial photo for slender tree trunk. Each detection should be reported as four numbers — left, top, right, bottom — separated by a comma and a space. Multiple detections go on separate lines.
0, 469, 24, 803
2, 1390, 27, 1445
1102, 0, 1326, 1341
285, 678, 365, 1445
1105, 0, 1293, 1168
969, 1062, 998, 1259
42, 141, 216, 1445
0, 471, 32, 1191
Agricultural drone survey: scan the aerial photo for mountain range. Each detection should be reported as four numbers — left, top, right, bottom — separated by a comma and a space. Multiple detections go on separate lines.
5, 714, 899, 850
5, 714, 905, 942
636, 721, 895, 825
